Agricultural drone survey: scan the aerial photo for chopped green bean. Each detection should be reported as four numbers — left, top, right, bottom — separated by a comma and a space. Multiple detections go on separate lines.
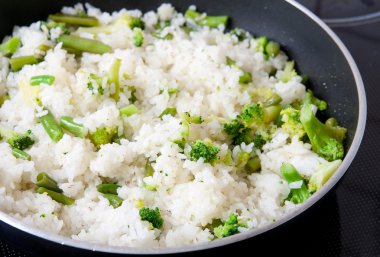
60, 116, 86, 138
10, 56, 40, 72
30, 75, 55, 86
97, 183, 120, 195
36, 187, 74, 205
36, 172, 63, 193
103, 193, 123, 208
108, 58, 121, 101
0, 37, 20, 56
57, 35, 112, 54
159, 107, 177, 119
39, 110, 64, 142
120, 104, 139, 117
49, 14, 99, 27
12, 148, 31, 161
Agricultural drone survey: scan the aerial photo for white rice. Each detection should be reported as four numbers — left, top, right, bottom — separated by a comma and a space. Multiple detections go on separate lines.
0, 3, 332, 248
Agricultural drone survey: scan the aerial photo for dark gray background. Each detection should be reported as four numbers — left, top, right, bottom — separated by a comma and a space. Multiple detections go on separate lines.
1, 1, 379, 256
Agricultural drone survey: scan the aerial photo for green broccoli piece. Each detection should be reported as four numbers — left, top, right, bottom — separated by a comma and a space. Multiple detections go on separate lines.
182, 112, 203, 124
189, 140, 220, 163
88, 127, 118, 150
159, 107, 177, 119
229, 28, 250, 41
223, 119, 244, 136
213, 213, 246, 238
87, 73, 104, 95
265, 41, 280, 58
139, 207, 164, 229
129, 17, 145, 30
306, 89, 327, 111
280, 107, 305, 138
308, 159, 342, 193
300, 93, 346, 161
128, 86, 138, 103
185, 9, 229, 28
239, 71, 252, 84
240, 103, 264, 125
281, 163, 311, 204
0, 37, 20, 57
0, 127, 34, 150
256, 36, 268, 53
133, 28, 144, 47
279, 61, 298, 83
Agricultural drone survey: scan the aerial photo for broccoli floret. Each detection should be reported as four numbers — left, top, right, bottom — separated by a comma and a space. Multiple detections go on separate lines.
252, 133, 267, 150
223, 119, 244, 136
213, 213, 246, 238
306, 89, 327, 111
281, 163, 311, 204
129, 17, 145, 30
189, 140, 220, 163
0, 127, 34, 150
139, 207, 164, 229
308, 160, 342, 193
133, 28, 143, 47
300, 93, 347, 161
240, 103, 264, 125
88, 127, 118, 150
278, 61, 298, 83
280, 107, 305, 138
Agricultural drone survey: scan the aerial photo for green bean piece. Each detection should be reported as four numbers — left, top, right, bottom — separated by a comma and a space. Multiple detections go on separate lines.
159, 107, 177, 119
103, 193, 123, 208
97, 183, 120, 195
245, 156, 261, 173
30, 75, 55, 86
36, 187, 74, 205
49, 14, 99, 27
36, 172, 62, 193
108, 58, 121, 101
239, 71, 252, 84
57, 35, 112, 54
10, 56, 40, 72
120, 104, 139, 117
60, 116, 86, 138
265, 41, 280, 58
0, 37, 20, 56
12, 148, 31, 161
39, 110, 64, 142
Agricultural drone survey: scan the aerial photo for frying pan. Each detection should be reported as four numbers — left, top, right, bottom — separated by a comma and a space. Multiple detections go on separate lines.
0, 0, 366, 255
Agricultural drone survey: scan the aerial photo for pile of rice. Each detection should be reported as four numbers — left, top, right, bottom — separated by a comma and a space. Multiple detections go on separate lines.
0, 3, 331, 247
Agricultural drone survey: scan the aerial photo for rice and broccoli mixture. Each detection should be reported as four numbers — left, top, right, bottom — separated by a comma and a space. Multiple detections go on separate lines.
0, 3, 347, 247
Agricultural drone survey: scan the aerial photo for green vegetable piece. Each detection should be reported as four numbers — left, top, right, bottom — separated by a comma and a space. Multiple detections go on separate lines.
129, 17, 145, 30
300, 92, 346, 161
280, 163, 310, 204
128, 86, 137, 103
280, 107, 305, 139
226, 57, 237, 67
256, 36, 268, 53
0, 37, 20, 56
60, 116, 86, 138
168, 88, 179, 96
279, 61, 297, 83
36, 172, 63, 193
88, 127, 118, 150
172, 138, 186, 150
245, 156, 261, 173
120, 104, 139, 117
152, 31, 174, 40
239, 71, 252, 84
57, 35, 112, 54
87, 73, 104, 95
229, 28, 249, 41
97, 183, 120, 195
12, 148, 31, 161
189, 140, 220, 163
10, 56, 40, 72
265, 41, 280, 58
109, 58, 121, 101
103, 194, 123, 208
139, 207, 164, 229
133, 28, 144, 47
183, 112, 203, 124
205, 219, 223, 234
39, 110, 64, 142
306, 89, 327, 111
4, 130, 34, 150
0, 94, 10, 107
185, 9, 229, 28
240, 103, 264, 124
308, 159, 342, 192
30, 75, 55, 86
49, 14, 99, 27
145, 161, 155, 177
214, 214, 240, 238
36, 187, 74, 205
159, 107, 177, 119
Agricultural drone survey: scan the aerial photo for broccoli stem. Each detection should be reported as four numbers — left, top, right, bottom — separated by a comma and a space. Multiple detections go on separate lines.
159, 107, 177, 119
281, 163, 310, 204
97, 183, 120, 195
10, 55, 40, 72
308, 159, 342, 192
36, 172, 63, 193
60, 116, 86, 138
39, 110, 64, 142
103, 194, 123, 208
12, 148, 31, 160
30, 75, 55, 86
133, 28, 144, 47
48, 14, 99, 27
245, 156, 261, 173
36, 187, 74, 205
120, 104, 139, 117
0, 37, 20, 57
109, 58, 121, 102
185, 9, 228, 28
57, 35, 112, 54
